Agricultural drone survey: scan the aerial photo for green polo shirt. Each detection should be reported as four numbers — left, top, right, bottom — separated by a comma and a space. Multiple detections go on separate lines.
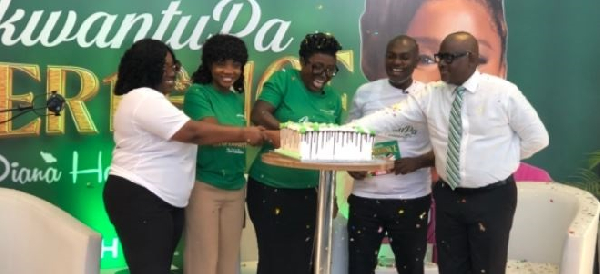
183, 83, 246, 190
249, 69, 342, 189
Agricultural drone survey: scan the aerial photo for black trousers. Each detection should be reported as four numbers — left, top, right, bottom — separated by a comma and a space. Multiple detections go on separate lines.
246, 177, 317, 274
433, 177, 517, 274
347, 194, 431, 274
103, 175, 184, 274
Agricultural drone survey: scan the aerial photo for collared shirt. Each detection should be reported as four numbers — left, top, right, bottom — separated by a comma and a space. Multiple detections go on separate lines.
352, 71, 549, 188
347, 79, 431, 199
110, 87, 197, 207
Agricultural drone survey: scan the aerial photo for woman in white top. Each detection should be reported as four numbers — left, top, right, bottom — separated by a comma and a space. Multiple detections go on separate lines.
103, 39, 265, 274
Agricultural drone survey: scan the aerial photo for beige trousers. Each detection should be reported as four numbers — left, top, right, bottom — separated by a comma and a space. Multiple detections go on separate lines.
184, 181, 246, 274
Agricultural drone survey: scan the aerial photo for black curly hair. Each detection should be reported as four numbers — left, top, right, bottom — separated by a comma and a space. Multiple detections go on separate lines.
298, 32, 343, 61
191, 34, 249, 93
114, 39, 178, 95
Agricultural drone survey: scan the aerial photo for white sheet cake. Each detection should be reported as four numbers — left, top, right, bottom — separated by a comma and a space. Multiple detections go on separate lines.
276, 122, 375, 162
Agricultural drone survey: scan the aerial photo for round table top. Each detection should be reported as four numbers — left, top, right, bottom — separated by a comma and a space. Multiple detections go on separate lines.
261, 152, 394, 172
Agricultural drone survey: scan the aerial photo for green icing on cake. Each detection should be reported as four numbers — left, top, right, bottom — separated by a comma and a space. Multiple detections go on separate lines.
310, 122, 320, 131
298, 123, 307, 133
278, 121, 375, 135
279, 121, 290, 129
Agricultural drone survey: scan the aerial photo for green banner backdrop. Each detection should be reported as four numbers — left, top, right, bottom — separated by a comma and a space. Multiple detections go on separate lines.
1, 0, 599, 269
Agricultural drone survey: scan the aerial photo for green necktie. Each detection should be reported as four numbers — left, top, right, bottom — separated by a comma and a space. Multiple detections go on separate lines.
446, 86, 466, 189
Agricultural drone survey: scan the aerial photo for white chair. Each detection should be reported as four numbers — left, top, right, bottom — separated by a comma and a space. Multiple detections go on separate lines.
0, 187, 101, 274
506, 182, 599, 274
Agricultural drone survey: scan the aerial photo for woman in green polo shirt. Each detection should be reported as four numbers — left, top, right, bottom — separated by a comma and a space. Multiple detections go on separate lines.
182, 34, 249, 274
247, 32, 343, 274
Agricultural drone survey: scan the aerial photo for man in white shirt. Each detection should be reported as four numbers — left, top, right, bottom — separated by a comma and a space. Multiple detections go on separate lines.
346, 35, 434, 274
352, 31, 549, 274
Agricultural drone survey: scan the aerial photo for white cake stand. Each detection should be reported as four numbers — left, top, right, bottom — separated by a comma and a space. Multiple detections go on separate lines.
262, 152, 394, 274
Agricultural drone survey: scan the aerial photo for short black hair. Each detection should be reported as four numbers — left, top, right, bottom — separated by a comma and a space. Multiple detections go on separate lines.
387, 34, 419, 53
114, 39, 178, 95
191, 34, 249, 93
299, 32, 343, 61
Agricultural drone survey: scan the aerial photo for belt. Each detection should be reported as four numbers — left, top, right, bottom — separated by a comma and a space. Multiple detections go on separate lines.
439, 175, 514, 194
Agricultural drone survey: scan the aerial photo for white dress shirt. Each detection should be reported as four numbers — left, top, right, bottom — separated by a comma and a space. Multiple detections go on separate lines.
347, 79, 431, 199
352, 71, 549, 188
110, 87, 198, 207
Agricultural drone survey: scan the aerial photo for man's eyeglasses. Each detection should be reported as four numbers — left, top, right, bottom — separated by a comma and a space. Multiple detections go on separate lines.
433, 52, 470, 64
306, 61, 339, 77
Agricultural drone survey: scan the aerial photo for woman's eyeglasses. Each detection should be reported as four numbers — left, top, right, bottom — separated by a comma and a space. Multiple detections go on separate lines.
306, 61, 339, 77
164, 61, 182, 73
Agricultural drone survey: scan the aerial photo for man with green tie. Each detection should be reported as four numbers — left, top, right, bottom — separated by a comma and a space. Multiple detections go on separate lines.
351, 31, 549, 274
